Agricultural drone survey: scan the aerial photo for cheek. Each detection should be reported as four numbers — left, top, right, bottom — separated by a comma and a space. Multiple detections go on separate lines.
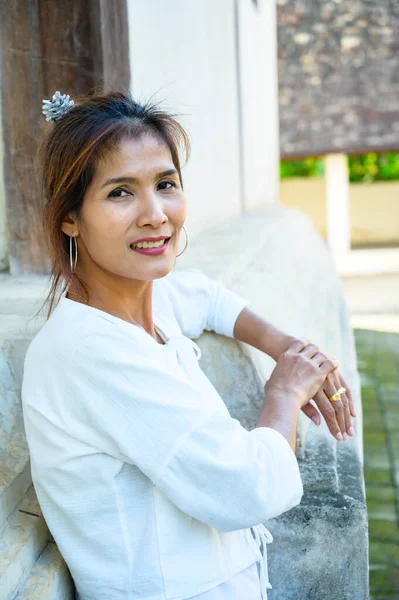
81, 210, 125, 251
97, 207, 126, 236
170, 196, 187, 224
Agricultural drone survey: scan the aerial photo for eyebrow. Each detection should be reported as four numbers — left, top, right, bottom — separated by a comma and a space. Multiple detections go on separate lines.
101, 168, 179, 188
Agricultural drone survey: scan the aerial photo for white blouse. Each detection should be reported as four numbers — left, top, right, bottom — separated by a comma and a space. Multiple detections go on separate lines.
21, 267, 303, 600
189, 562, 261, 599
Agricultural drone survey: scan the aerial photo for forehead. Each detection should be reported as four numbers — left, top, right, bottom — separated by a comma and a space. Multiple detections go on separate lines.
94, 134, 174, 179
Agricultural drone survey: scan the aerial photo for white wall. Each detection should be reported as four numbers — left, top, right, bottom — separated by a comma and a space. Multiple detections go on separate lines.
126, 0, 279, 240
127, 0, 242, 239
0, 83, 9, 271
237, 0, 280, 212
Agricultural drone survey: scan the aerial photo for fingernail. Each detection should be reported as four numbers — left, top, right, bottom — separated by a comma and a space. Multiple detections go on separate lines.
336, 432, 343, 441
349, 427, 355, 436
342, 432, 348, 440
311, 416, 319, 425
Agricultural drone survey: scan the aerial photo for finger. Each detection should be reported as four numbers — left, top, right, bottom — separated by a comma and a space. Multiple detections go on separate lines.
319, 357, 339, 376
313, 388, 344, 441
323, 374, 347, 437
301, 402, 321, 426
339, 373, 357, 418
300, 343, 320, 359
331, 369, 354, 437
313, 351, 334, 369
331, 370, 354, 436
341, 392, 354, 436
287, 338, 311, 353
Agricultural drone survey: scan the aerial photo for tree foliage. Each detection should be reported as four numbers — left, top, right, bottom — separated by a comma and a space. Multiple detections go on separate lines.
280, 153, 399, 182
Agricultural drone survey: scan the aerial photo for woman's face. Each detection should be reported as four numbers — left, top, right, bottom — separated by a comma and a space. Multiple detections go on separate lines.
65, 133, 187, 284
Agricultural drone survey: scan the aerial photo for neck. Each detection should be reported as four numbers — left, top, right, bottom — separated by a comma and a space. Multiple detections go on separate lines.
67, 276, 158, 339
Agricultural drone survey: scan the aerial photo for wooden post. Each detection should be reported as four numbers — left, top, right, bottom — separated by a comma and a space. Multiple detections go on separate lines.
0, 0, 130, 274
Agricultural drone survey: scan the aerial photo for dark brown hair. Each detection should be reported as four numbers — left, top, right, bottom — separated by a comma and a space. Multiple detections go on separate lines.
36, 88, 191, 320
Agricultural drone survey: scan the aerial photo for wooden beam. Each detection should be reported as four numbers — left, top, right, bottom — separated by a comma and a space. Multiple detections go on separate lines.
0, 0, 130, 274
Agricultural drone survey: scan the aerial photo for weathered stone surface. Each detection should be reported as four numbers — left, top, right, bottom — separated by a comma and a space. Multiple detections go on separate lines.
0, 352, 31, 529
0, 486, 50, 599
277, 0, 399, 157
14, 542, 75, 600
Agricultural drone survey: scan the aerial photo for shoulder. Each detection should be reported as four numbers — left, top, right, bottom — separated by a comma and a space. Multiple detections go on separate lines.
155, 268, 212, 309
153, 267, 210, 319
23, 298, 147, 373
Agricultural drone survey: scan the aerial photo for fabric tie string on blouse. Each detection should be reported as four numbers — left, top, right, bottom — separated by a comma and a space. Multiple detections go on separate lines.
245, 524, 274, 599
164, 335, 202, 369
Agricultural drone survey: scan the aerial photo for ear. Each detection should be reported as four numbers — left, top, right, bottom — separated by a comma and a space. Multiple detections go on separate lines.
61, 213, 79, 238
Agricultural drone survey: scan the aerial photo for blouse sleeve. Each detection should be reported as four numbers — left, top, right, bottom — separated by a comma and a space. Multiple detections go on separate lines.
161, 267, 250, 339
64, 326, 304, 533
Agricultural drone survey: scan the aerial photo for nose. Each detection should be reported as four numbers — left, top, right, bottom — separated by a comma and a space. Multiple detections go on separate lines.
136, 190, 168, 228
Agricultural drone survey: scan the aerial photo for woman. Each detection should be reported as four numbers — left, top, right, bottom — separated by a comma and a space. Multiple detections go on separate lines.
21, 90, 356, 600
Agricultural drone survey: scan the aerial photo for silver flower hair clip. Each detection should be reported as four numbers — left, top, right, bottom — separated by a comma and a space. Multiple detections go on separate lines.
42, 90, 74, 122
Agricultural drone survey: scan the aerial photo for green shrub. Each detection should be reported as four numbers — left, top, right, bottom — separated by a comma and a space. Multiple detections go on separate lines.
280, 153, 399, 182
349, 153, 399, 182
280, 157, 324, 179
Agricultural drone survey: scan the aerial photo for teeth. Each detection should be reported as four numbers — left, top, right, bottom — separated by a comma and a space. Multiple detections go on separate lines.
132, 239, 166, 249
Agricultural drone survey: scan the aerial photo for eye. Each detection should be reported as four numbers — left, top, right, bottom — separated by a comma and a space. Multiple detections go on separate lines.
158, 180, 177, 190
108, 187, 131, 198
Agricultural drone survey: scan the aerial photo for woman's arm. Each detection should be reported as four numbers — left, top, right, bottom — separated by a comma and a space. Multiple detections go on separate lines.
164, 270, 355, 440
233, 305, 295, 361
233, 306, 356, 441
57, 325, 304, 531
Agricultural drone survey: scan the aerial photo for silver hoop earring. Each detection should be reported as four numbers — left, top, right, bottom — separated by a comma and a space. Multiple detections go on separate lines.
175, 225, 188, 258
69, 235, 78, 273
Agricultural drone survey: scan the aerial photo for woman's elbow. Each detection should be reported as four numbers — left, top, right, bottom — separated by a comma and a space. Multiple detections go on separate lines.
213, 484, 304, 533
258, 483, 304, 523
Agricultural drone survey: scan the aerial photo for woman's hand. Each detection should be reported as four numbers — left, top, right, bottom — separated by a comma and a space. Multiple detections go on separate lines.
263, 339, 339, 410
259, 339, 339, 450
298, 342, 356, 441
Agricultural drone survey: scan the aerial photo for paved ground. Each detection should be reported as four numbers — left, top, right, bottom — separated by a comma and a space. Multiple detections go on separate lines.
355, 328, 399, 599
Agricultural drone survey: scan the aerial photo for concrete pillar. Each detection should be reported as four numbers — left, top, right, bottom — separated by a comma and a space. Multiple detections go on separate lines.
126, 0, 242, 238
236, 0, 280, 212
325, 153, 351, 259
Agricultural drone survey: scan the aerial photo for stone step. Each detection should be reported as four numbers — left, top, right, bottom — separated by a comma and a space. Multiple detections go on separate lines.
0, 485, 50, 599
0, 274, 49, 317
0, 459, 32, 533
0, 352, 32, 530
12, 542, 75, 600
0, 314, 46, 392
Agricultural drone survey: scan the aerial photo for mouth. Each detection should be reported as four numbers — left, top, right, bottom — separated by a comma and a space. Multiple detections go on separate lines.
130, 237, 171, 255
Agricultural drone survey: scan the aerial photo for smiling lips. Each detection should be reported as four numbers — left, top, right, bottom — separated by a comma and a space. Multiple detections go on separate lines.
130, 237, 171, 255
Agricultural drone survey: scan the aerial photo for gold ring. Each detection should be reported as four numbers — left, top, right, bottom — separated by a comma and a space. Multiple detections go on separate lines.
328, 387, 346, 402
